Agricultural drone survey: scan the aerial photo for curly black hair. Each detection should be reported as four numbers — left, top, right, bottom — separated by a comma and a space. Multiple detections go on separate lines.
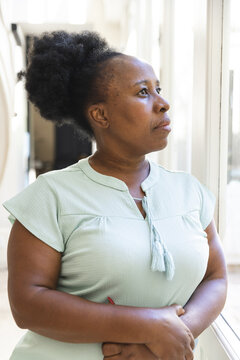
19, 31, 121, 139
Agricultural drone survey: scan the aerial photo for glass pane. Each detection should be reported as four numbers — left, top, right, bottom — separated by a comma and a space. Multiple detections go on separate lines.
222, 0, 240, 339
170, 0, 194, 172
157, 0, 194, 172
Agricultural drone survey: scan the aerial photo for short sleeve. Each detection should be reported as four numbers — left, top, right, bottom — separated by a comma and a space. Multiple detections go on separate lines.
192, 176, 216, 230
2, 175, 64, 252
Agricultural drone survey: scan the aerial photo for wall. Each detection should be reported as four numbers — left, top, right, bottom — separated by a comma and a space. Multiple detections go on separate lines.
0, 0, 27, 234
0, 2, 28, 357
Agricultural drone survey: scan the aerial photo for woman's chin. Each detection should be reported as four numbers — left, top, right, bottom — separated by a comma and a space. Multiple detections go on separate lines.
153, 139, 169, 152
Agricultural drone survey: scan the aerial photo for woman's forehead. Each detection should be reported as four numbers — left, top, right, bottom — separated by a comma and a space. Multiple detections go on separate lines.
106, 55, 158, 88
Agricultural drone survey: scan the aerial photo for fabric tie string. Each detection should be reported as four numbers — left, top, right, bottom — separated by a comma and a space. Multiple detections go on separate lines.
142, 196, 175, 280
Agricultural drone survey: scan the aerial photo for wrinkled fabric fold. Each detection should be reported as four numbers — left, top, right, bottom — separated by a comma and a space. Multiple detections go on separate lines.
142, 196, 175, 280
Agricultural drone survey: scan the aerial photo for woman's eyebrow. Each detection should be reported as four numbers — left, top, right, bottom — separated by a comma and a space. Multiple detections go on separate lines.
133, 79, 160, 86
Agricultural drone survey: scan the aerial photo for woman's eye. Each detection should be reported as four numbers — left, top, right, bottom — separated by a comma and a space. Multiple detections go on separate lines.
138, 88, 148, 95
156, 87, 162, 94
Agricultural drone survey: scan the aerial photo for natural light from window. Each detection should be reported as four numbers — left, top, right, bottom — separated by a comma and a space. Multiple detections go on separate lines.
222, 0, 240, 339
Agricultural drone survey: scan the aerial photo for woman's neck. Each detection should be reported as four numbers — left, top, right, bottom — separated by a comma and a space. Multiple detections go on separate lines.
89, 150, 149, 177
88, 150, 150, 192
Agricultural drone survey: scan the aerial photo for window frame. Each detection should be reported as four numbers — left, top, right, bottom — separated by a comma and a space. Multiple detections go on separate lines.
192, 0, 240, 357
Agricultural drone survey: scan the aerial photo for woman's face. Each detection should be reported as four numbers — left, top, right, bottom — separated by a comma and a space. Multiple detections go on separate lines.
94, 55, 171, 156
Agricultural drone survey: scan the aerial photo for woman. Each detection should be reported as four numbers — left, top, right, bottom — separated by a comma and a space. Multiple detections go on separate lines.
3, 31, 227, 360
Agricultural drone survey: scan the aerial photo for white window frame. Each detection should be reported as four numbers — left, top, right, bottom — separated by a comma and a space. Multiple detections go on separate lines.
192, 0, 240, 358
195, 315, 240, 360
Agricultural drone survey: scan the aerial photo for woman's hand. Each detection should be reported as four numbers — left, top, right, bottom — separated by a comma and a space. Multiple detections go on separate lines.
102, 304, 194, 360
102, 343, 158, 359
145, 304, 195, 360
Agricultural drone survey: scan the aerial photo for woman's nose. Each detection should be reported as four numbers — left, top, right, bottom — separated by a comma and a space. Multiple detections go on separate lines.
153, 95, 170, 113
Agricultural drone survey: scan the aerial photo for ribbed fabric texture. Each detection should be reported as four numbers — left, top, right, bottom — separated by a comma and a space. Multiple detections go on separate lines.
142, 196, 175, 280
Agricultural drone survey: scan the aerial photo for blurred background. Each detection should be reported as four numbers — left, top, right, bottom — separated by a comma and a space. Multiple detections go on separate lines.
0, 0, 239, 359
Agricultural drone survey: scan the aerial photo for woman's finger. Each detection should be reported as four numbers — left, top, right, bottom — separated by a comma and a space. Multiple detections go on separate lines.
185, 348, 194, 360
190, 335, 195, 350
102, 342, 122, 357
121, 343, 159, 360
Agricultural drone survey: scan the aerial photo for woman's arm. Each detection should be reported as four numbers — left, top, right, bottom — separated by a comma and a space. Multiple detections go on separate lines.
180, 218, 228, 338
8, 219, 194, 359
102, 218, 228, 359
7, 220, 150, 344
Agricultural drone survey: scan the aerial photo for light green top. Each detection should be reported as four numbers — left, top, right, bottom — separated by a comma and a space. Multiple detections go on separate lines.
3, 157, 215, 360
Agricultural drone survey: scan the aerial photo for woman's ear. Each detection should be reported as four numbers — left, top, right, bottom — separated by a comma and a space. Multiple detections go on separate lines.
87, 104, 109, 129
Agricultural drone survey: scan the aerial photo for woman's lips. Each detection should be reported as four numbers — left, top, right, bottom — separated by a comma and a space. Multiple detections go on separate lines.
161, 124, 171, 131
154, 121, 171, 132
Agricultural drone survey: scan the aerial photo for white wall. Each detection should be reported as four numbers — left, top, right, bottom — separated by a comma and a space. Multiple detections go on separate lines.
0, 3, 28, 357
0, 0, 27, 234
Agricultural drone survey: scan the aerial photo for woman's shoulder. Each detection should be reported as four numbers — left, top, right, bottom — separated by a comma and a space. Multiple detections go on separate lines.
40, 161, 82, 180
36, 160, 88, 191
151, 161, 210, 201
153, 161, 195, 185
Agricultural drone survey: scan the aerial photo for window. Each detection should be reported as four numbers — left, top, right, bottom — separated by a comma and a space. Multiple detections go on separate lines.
221, 0, 240, 340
